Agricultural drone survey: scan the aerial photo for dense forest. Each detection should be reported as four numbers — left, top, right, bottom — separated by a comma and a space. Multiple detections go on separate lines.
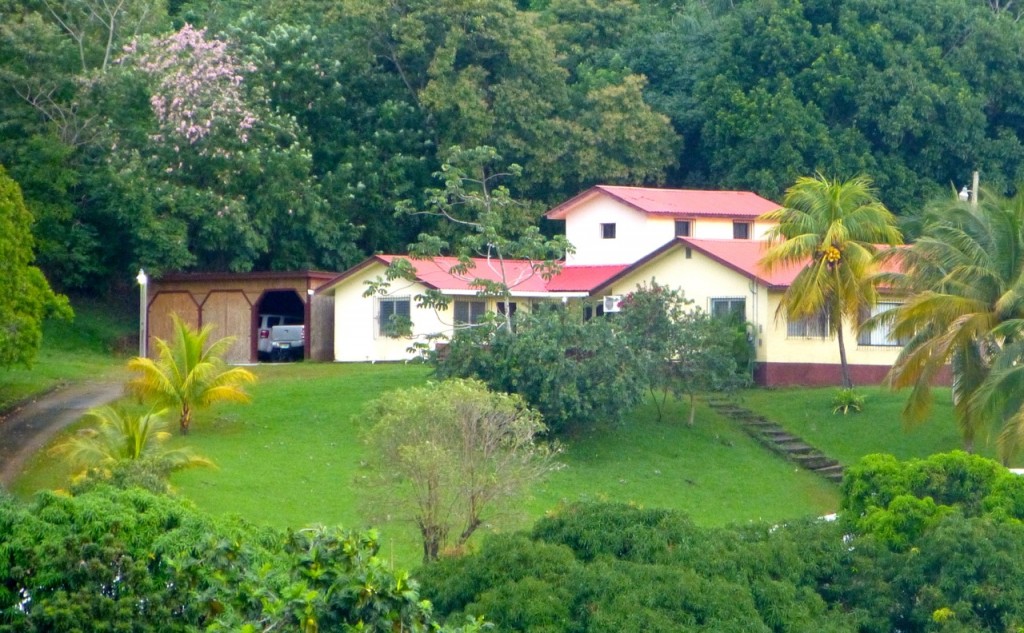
3, 0, 1024, 295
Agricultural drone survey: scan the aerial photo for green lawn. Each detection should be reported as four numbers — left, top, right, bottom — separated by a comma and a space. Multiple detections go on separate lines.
10, 352, 978, 569
738, 386, 1018, 466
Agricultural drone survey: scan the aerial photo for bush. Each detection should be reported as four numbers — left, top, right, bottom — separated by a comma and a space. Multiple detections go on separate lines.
435, 305, 647, 434
831, 388, 865, 414
0, 486, 478, 632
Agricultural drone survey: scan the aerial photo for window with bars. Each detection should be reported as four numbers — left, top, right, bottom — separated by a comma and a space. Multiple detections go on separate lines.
378, 296, 411, 337
675, 219, 691, 237
711, 297, 746, 321
733, 222, 751, 239
787, 310, 830, 338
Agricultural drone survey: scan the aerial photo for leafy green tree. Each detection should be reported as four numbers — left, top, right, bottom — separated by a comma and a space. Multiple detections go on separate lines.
760, 173, 902, 388
618, 281, 749, 424
0, 165, 71, 368
421, 467, 1024, 633
361, 378, 559, 562
879, 190, 1024, 458
52, 406, 213, 480
436, 304, 648, 434
125, 313, 256, 434
368, 145, 572, 332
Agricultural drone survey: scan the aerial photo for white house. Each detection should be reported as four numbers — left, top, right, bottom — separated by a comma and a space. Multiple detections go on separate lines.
318, 185, 908, 385
316, 255, 626, 363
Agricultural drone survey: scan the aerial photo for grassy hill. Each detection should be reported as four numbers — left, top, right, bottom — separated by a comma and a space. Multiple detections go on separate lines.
13, 364, 968, 568
7, 301, 975, 568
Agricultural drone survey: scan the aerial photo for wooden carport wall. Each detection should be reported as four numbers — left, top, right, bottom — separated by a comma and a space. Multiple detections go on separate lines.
145, 271, 338, 364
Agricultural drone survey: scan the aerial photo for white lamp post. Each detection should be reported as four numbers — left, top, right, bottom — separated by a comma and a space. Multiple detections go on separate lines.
959, 171, 980, 209
136, 268, 148, 357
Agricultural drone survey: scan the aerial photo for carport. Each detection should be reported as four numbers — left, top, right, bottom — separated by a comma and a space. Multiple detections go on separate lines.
145, 271, 338, 363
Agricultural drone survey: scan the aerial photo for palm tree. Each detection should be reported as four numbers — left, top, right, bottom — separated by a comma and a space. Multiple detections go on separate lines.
126, 313, 257, 434
878, 189, 1024, 459
54, 405, 213, 473
759, 173, 902, 388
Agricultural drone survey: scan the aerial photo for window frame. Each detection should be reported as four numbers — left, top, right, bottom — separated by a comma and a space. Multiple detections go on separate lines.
601, 223, 617, 239
732, 221, 751, 240
454, 299, 487, 325
710, 297, 746, 321
674, 219, 692, 237
787, 309, 830, 339
858, 301, 907, 347
378, 296, 412, 338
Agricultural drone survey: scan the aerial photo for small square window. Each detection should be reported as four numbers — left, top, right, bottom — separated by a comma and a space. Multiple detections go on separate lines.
675, 219, 691, 237
733, 222, 751, 240
601, 223, 616, 239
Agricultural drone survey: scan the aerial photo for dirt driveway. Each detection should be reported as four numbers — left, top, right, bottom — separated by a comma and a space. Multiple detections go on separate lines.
0, 380, 124, 488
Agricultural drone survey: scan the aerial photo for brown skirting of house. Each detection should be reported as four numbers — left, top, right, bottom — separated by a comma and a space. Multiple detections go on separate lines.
755, 363, 952, 387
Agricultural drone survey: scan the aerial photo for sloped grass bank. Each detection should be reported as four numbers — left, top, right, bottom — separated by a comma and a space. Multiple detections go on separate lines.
738, 386, 1014, 465
0, 297, 134, 410
14, 362, 976, 568
166, 366, 841, 566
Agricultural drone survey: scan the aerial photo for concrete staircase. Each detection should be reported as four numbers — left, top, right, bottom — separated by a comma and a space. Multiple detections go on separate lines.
707, 399, 844, 484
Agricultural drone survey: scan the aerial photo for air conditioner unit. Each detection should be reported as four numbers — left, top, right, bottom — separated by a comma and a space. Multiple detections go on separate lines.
603, 295, 623, 313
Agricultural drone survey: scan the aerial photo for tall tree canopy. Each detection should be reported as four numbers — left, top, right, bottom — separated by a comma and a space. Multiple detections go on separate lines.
880, 190, 1024, 460
7, 0, 1024, 297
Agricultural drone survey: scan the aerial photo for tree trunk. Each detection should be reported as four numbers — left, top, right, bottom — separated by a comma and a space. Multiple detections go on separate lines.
419, 520, 444, 563
836, 321, 853, 389
180, 404, 192, 435
688, 392, 696, 426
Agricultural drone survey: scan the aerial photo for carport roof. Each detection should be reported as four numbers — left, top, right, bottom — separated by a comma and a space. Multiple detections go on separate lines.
155, 270, 338, 283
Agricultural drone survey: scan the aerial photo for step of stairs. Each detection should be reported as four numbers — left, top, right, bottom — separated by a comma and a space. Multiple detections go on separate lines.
707, 398, 844, 484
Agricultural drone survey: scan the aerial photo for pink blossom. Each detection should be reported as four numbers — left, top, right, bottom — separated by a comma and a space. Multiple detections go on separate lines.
122, 24, 259, 151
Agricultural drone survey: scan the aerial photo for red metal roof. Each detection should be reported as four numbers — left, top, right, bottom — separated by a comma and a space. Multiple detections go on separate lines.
545, 185, 781, 220
378, 255, 550, 293
682, 239, 800, 287
337, 255, 628, 294
320, 241, 902, 298
546, 265, 630, 291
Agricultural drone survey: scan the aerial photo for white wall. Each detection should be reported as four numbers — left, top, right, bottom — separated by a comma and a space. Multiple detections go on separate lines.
565, 198, 668, 265
331, 264, 449, 362
564, 195, 778, 265
331, 263, 546, 362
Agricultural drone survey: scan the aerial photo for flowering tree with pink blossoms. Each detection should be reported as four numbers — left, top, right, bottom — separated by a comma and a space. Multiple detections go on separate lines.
99, 24, 358, 276
122, 25, 258, 151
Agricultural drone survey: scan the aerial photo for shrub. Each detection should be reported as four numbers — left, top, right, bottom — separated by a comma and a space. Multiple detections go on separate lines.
831, 388, 865, 414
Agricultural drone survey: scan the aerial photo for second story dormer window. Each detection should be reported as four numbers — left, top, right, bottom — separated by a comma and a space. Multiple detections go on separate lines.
733, 221, 751, 239
601, 223, 617, 239
675, 220, 691, 237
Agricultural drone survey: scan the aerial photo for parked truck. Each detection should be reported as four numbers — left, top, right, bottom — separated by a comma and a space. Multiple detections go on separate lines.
267, 325, 304, 361
257, 313, 305, 361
